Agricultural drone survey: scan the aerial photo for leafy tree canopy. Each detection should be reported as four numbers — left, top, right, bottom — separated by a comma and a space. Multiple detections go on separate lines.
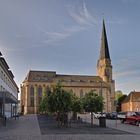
115, 90, 123, 100
116, 94, 127, 112
71, 93, 82, 113
82, 90, 104, 113
47, 83, 72, 113
39, 90, 48, 113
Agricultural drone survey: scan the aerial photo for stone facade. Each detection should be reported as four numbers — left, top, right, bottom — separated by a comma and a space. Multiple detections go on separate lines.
20, 20, 115, 114
122, 91, 140, 112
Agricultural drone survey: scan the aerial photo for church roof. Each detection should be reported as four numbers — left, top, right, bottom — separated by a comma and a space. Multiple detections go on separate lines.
99, 19, 110, 60
23, 70, 105, 84
56, 74, 102, 82
24, 70, 56, 82
122, 94, 130, 103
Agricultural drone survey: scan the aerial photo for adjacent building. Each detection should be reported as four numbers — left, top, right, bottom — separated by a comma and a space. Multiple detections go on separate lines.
20, 20, 115, 114
122, 91, 140, 112
0, 52, 19, 118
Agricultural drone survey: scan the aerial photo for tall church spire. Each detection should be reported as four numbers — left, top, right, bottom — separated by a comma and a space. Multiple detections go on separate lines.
100, 19, 110, 60
97, 19, 112, 82
97, 19, 115, 112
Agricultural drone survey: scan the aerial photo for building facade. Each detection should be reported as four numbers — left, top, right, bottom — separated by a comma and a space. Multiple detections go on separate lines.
0, 52, 19, 118
122, 91, 140, 112
20, 20, 115, 114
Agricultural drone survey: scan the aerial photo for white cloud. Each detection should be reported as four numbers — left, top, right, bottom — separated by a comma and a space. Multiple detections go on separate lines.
64, 26, 86, 33
42, 31, 71, 44
35, 1, 97, 46
36, 24, 87, 45
68, 2, 97, 26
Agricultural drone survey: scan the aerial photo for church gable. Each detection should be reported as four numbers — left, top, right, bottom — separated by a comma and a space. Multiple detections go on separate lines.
23, 70, 56, 82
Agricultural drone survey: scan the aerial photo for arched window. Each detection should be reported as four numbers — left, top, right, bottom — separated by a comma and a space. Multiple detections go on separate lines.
38, 86, 42, 105
38, 86, 42, 97
30, 86, 34, 107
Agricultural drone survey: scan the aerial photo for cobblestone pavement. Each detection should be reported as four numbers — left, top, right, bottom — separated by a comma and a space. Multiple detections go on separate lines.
0, 114, 140, 140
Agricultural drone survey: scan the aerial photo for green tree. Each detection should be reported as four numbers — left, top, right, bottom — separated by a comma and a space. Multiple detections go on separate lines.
115, 90, 123, 100
71, 94, 83, 120
47, 83, 72, 127
82, 90, 104, 127
39, 90, 48, 114
116, 94, 127, 112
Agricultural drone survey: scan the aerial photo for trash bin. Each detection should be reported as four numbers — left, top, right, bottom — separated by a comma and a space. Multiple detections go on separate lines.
99, 116, 106, 127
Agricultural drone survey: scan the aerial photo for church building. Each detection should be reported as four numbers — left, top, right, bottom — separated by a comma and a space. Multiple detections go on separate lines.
20, 20, 115, 114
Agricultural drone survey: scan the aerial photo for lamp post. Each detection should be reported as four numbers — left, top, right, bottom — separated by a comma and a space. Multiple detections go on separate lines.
115, 100, 118, 127
2, 92, 6, 126
99, 81, 103, 116
99, 81, 103, 97
2, 92, 5, 117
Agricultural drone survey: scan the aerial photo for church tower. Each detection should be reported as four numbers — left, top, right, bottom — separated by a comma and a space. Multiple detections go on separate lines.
97, 19, 112, 82
97, 19, 115, 111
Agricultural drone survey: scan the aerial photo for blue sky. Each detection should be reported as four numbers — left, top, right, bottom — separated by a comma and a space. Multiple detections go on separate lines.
0, 0, 140, 94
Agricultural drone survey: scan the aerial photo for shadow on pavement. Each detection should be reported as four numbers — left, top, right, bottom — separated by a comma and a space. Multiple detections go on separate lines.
37, 115, 134, 135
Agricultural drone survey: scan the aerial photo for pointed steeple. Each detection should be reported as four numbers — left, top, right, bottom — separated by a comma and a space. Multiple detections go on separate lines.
97, 19, 113, 82
99, 19, 110, 60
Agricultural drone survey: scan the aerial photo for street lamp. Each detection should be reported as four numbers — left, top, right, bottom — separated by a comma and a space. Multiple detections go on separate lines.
99, 81, 103, 97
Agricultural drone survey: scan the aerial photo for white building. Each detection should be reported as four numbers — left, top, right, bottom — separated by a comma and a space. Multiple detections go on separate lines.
0, 52, 19, 119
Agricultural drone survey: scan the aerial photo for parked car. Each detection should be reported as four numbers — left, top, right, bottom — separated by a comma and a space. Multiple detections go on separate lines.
117, 112, 127, 123
93, 112, 106, 119
117, 112, 126, 118
106, 112, 117, 119
120, 111, 140, 126
106, 112, 111, 119
135, 112, 140, 116
102, 112, 106, 118
93, 112, 101, 119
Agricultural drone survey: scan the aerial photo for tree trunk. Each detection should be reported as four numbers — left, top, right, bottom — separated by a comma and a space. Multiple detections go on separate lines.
73, 112, 77, 122
57, 112, 61, 127
63, 112, 68, 127
91, 112, 93, 127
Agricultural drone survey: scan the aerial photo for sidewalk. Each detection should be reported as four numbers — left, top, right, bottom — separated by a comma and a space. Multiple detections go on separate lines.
0, 114, 41, 139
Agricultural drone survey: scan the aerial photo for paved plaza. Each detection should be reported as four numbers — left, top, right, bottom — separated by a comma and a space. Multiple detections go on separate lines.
0, 114, 140, 140
37, 115, 131, 135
